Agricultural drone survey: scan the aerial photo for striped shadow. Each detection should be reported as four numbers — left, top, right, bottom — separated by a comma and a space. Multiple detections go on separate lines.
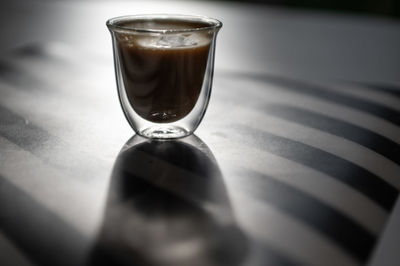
227, 182, 360, 266
0, 175, 87, 266
207, 133, 387, 235
228, 167, 376, 263
230, 125, 398, 211
228, 73, 400, 127
0, 105, 55, 154
265, 104, 400, 165
0, 104, 111, 183
213, 76, 400, 145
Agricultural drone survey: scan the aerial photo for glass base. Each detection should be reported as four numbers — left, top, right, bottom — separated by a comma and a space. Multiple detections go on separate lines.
139, 126, 190, 139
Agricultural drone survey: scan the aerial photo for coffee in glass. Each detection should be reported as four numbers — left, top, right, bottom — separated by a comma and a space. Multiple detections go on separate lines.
107, 15, 222, 139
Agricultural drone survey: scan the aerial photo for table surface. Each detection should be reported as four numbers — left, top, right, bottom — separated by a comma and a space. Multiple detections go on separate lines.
0, 1, 400, 266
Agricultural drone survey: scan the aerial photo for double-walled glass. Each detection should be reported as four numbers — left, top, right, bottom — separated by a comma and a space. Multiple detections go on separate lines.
107, 15, 222, 139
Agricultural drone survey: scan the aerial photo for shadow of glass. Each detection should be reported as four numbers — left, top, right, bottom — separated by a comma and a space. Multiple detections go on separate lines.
88, 135, 248, 266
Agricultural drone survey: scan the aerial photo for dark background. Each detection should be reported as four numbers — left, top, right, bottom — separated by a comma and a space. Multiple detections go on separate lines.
226, 0, 400, 18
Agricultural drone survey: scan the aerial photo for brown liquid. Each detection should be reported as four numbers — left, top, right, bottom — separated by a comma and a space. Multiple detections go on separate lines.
116, 20, 211, 123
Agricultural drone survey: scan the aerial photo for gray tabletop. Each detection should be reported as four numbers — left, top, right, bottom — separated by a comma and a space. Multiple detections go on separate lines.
0, 1, 400, 266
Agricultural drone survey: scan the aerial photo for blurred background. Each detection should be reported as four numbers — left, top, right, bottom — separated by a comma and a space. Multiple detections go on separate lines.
0, 0, 399, 92
0, 0, 398, 141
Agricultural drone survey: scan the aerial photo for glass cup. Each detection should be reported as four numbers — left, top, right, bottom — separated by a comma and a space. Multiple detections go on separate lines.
107, 14, 222, 139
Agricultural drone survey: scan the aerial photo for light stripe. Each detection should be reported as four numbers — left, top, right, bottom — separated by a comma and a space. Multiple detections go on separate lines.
319, 82, 400, 112
245, 74, 400, 127
265, 104, 400, 167
0, 77, 127, 151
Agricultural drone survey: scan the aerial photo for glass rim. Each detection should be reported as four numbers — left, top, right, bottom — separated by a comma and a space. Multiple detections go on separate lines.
106, 14, 222, 34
